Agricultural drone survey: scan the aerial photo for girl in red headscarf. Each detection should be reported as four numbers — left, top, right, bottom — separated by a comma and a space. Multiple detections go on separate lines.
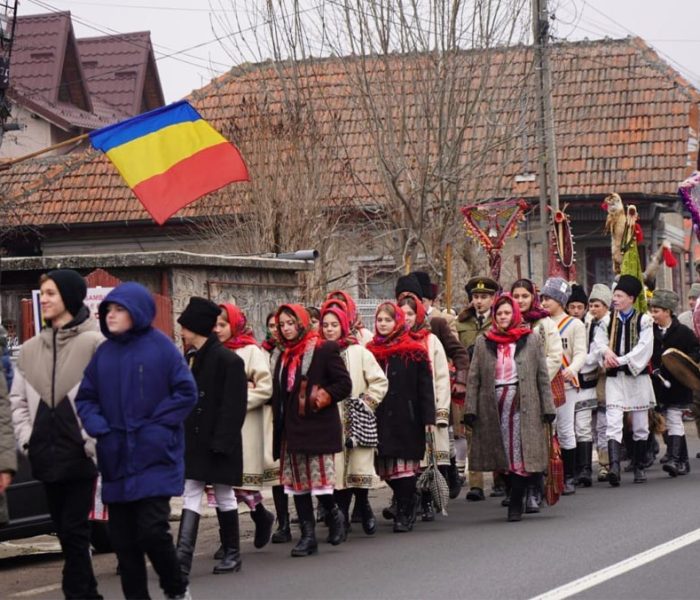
464, 294, 555, 522
397, 292, 451, 523
320, 301, 388, 537
270, 304, 352, 557
366, 302, 435, 533
325, 290, 374, 345
214, 304, 275, 552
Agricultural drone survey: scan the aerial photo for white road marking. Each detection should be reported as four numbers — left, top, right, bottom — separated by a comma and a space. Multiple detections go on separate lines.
10, 583, 62, 598
531, 527, 700, 600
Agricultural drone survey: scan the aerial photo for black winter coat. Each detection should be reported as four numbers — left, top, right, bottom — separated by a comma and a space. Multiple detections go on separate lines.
184, 335, 247, 486
271, 341, 352, 458
376, 354, 435, 460
652, 318, 700, 408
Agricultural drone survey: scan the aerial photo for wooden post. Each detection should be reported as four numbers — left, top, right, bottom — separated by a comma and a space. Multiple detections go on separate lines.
445, 243, 453, 311
514, 255, 522, 280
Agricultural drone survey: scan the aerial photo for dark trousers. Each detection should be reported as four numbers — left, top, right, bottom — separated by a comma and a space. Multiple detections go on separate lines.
44, 478, 101, 600
109, 497, 186, 600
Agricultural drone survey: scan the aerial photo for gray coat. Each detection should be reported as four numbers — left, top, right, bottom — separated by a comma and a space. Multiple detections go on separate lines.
465, 334, 555, 473
0, 373, 17, 525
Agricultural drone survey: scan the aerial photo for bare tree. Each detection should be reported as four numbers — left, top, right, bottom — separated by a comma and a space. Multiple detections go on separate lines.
209, 0, 533, 293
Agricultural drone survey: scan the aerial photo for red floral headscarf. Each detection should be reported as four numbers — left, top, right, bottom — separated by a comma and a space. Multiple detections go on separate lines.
320, 300, 358, 350
397, 291, 430, 341
511, 278, 549, 324
485, 294, 532, 345
219, 304, 258, 350
367, 302, 428, 367
275, 303, 321, 391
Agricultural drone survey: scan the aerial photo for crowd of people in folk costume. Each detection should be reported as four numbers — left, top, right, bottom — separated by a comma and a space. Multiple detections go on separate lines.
1, 267, 699, 600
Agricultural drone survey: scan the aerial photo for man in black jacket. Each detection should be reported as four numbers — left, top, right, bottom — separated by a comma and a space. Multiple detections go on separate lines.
176, 297, 248, 577
649, 289, 700, 477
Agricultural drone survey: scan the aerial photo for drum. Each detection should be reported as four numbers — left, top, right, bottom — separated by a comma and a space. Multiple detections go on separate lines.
661, 348, 700, 391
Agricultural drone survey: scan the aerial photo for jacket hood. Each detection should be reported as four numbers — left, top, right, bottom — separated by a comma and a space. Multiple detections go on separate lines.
99, 282, 155, 340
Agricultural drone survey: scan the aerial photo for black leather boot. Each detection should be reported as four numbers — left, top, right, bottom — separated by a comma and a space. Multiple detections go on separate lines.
324, 504, 347, 545
291, 494, 317, 557
420, 490, 435, 522
213, 508, 224, 560
251, 502, 275, 549
678, 436, 690, 476
561, 448, 577, 495
662, 435, 682, 477
271, 486, 292, 544
633, 440, 647, 483
577, 442, 593, 487
393, 494, 413, 533
213, 510, 242, 574
176, 509, 200, 577
382, 495, 397, 521
507, 475, 525, 522
350, 492, 363, 524
354, 489, 376, 535
447, 458, 463, 500
608, 439, 621, 487
291, 519, 318, 557
334, 489, 354, 534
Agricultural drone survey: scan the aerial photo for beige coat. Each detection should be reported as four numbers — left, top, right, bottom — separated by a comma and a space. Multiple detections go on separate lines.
424, 333, 451, 466
234, 344, 273, 490
0, 374, 16, 525
334, 344, 388, 489
466, 335, 555, 472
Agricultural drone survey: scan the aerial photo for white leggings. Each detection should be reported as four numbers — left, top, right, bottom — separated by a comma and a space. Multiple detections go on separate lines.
183, 479, 237, 514
594, 409, 607, 451
574, 409, 593, 443
555, 388, 577, 450
665, 408, 686, 437
606, 407, 649, 443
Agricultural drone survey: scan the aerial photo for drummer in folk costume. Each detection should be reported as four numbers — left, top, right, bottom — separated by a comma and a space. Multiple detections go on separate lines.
648, 289, 700, 477
320, 301, 388, 535
214, 304, 275, 551
396, 281, 451, 522
593, 275, 655, 486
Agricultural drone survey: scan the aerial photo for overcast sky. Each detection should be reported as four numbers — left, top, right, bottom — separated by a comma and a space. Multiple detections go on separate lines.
15, 0, 700, 103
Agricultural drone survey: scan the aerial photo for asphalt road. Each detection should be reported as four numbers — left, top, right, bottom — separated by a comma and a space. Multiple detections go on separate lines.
3, 432, 700, 600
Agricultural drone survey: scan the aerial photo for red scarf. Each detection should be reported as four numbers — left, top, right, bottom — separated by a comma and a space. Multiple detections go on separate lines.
485, 294, 532, 345
219, 304, 259, 350
320, 302, 358, 350
325, 289, 368, 336
277, 304, 321, 391
367, 302, 429, 367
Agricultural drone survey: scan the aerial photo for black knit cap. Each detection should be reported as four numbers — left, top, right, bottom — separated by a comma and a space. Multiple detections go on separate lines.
411, 271, 435, 300
567, 284, 588, 306
177, 296, 221, 337
46, 269, 87, 317
614, 275, 642, 299
395, 274, 424, 300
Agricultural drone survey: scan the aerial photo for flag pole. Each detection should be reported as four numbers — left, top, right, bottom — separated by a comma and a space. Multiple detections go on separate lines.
0, 133, 89, 171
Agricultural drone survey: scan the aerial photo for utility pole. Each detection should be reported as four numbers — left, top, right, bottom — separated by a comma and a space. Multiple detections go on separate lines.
0, 1, 19, 149
532, 0, 560, 280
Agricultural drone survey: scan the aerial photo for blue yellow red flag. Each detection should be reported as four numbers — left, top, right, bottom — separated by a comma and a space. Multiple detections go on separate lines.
89, 100, 249, 225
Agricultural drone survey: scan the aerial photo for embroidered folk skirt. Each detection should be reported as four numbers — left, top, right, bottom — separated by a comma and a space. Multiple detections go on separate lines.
281, 450, 335, 495
375, 457, 420, 481
497, 384, 527, 476
262, 405, 280, 485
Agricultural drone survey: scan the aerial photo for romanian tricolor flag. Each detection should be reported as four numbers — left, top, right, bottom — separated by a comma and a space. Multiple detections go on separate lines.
89, 100, 249, 225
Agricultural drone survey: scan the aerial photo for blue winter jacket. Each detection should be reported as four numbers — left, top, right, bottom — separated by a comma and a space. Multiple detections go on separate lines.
76, 282, 197, 503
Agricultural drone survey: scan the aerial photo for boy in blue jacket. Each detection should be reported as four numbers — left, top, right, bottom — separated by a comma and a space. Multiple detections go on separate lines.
77, 282, 197, 600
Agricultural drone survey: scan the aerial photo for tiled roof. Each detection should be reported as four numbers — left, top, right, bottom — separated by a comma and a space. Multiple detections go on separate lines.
1, 37, 698, 227
78, 32, 165, 117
